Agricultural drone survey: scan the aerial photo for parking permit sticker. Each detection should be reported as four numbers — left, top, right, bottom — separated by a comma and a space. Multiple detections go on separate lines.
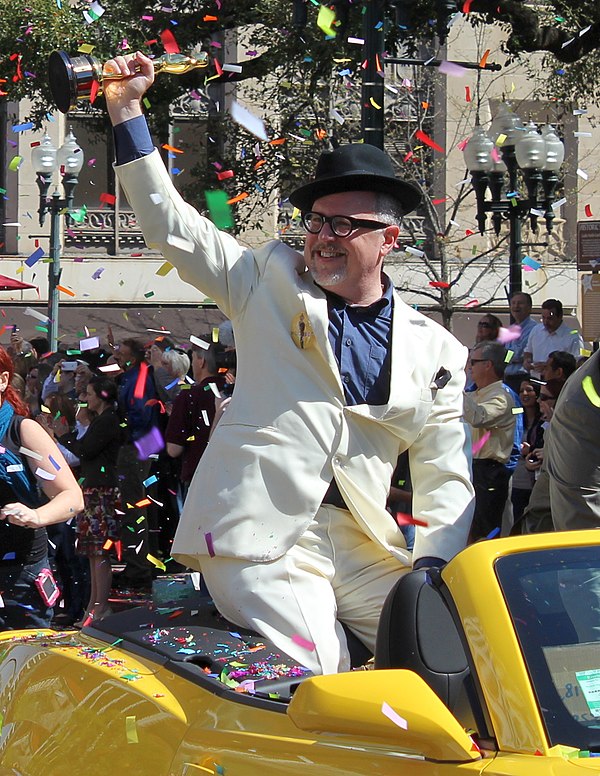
575, 669, 600, 718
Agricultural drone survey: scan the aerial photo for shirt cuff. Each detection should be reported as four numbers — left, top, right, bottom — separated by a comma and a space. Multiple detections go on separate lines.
113, 115, 154, 165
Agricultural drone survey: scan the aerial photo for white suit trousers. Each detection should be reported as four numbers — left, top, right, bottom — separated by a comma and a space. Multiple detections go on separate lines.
199, 505, 409, 674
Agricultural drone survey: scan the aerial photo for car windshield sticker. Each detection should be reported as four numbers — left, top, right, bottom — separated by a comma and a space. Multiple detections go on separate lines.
575, 669, 600, 718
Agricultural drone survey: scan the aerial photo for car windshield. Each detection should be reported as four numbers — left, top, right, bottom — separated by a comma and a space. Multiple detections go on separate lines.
495, 546, 600, 751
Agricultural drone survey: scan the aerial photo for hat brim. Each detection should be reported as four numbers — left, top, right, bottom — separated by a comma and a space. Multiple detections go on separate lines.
288, 173, 422, 215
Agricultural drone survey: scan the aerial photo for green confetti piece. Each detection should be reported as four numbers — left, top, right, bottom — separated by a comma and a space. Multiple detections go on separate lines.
205, 189, 234, 229
144, 291, 155, 298
143, 97, 151, 109
582, 375, 600, 407
505, 349, 514, 363
8, 156, 23, 171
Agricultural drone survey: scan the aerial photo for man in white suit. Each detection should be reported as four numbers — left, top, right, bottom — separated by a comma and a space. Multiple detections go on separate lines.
103, 51, 474, 674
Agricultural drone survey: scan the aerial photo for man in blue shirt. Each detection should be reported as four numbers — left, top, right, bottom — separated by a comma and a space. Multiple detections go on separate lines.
101, 51, 474, 674
503, 292, 539, 394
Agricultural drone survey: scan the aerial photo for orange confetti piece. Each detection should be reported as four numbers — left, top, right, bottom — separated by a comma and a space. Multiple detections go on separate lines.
103, 539, 113, 550
203, 14, 218, 21
135, 498, 152, 508
253, 159, 266, 170
90, 79, 100, 105
269, 138, 286, 145
161, 143, 184, 154
213, 58, 223, 76
56, 285, 75, 297
396, 512, 428, 527
227, 192, 249, 205
479, 49, 491, 69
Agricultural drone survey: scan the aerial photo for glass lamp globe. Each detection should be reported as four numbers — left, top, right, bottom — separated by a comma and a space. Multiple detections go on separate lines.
31, 134, 57, 175
515, 122, 546, 170
57, 127, 84, 175
541, 124, 565, 171
464, 126, 494, 172
489, 103, 523, 148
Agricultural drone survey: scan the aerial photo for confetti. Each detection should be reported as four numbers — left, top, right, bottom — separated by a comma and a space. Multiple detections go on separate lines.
229, 101, 268, 141
160, 28, 180, 54
585, 205, 593, 218
205, 190, 234, 230
582, 376, 600, 407
190, 335, 210, 349
80, 335, 99, 351
438, 60, 469, 77
395, 512, 428, 527
291, 634, 316, 651
415, 129, 444, 153
25, 247, 44, 267
18, 446, 42, 461
24, 307, 49, 322
472, 431, 491, 455
149, 192, 164, 205
125, 716, 138, 744
83, 0, 105, 23
381, 701, 408, 729
134, 426, 164, 459
317, 4, 337, 36
205, 531, 216, 557
497, 324, 521, 344
35, 467, 56, 481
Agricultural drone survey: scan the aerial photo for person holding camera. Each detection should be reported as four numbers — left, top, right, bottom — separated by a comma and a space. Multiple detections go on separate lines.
0, 346, 84, 630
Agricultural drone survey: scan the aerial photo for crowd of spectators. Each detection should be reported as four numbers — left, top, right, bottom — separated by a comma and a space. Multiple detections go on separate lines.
0, 292, 595, 631
1, 323, 234, 627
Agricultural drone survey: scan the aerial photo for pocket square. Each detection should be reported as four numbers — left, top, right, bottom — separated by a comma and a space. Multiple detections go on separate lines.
431, 367, 451, 389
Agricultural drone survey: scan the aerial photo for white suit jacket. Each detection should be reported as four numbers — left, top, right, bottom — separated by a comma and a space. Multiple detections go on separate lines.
117, 150, 474, 567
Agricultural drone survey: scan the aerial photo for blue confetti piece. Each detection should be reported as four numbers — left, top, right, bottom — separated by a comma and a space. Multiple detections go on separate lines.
49, 454, 61, 471
25, 246, 45, 267
521, 255, 541, 270
12, 121, 35, 133
2, 552, 16, 561
485, 527, 501, 540
143, 474, 158, 487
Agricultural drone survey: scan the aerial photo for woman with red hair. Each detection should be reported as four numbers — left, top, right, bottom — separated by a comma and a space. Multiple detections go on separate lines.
0, 347, 84, 630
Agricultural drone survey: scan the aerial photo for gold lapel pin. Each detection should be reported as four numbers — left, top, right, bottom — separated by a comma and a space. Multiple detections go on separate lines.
291, 311, 316, 350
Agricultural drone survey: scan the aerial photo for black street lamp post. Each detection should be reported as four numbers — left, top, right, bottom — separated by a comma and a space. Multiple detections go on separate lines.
31, 129, 84, 351
463, 104, 565, 298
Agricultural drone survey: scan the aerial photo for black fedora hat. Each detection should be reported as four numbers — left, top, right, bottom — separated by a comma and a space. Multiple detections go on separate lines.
289, 143, 422, 215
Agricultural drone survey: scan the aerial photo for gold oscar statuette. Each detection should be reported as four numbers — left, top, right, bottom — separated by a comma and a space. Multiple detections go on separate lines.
48, 50, 209, 114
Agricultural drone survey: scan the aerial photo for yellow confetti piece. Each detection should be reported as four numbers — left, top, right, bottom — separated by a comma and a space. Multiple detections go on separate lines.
317, 4, 336, 36
369, 97, 382, 109
580, 348, 592, 357
155, 261, 174, 276
582, 375, 600, 407
505, 349, 514, 363
77, 43, 95, 54
495, 133, 507, 147
212, 327, 219, 343
8, 156, 23, 172
125, 716, 138, 744
511, 407, 524, 414
147, 553, 166, 571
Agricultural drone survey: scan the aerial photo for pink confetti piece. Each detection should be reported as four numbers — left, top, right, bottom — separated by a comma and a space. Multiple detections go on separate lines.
471, 431, 491, 456
291, 634, 316, 651
204, 531, 215, 557
497, 324, 521, 344
381, 701, 408, 729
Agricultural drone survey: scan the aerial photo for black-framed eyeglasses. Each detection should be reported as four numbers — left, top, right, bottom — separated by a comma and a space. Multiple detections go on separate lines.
301, 211, 391, 238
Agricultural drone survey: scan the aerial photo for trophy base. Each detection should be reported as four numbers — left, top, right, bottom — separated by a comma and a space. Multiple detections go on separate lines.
49, 51, 103, 114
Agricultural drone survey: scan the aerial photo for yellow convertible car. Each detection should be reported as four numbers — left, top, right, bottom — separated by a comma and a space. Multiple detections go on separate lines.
1, 530, 599, 775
